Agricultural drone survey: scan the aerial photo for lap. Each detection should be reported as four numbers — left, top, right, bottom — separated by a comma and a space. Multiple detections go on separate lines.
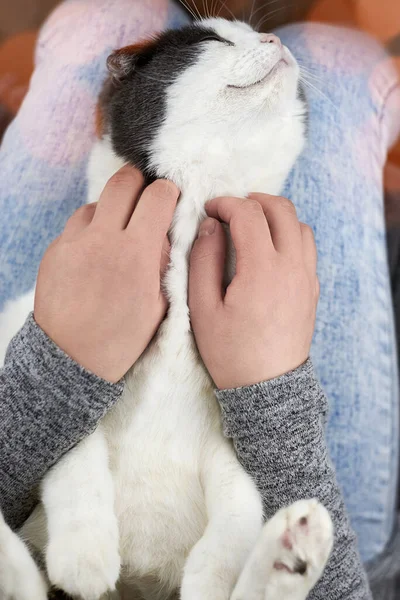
0, 0, 190, 308
279, 22, 400, 561
1, 1, 399, 564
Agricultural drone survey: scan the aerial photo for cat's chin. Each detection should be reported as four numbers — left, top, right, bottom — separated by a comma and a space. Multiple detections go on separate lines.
228, 57, 290, 90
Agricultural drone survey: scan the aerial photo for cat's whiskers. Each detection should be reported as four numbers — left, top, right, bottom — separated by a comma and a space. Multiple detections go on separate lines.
250, 0, 290, 26
213, 0, 222, 17
192, 0, 204, 19
299, 75, 339, 114
298, 63, 320, 73
203, 0, 211, 19
299, 70, 326, 88
249, 0, 257, 23
215, 0, 237, 21
190, 0, 205, 20
297, 60, 329, 79
210, 0, 216, 18
298, 64, 324, 78
299, 66, 333, 92
255, 3, 295, 31
176, 0, 201, 21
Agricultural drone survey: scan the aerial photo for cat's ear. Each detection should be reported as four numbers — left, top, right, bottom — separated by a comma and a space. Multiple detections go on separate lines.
107, 40, 157, 82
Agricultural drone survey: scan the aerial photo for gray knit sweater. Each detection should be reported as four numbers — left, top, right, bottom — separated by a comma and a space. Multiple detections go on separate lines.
0, 313, 371, 599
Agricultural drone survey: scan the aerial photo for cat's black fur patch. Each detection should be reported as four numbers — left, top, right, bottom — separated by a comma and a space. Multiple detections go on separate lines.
104, 25, 223, 179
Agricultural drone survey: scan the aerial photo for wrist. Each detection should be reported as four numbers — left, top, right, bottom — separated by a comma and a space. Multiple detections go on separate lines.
214, 356, 310, 391
7, 313, 125, 391
215, 359, 324, 408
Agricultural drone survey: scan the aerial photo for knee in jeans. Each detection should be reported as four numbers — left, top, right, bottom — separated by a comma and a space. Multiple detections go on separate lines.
279, 22, 390, 74
278, 23, 400, 141
36, 0, 168, 66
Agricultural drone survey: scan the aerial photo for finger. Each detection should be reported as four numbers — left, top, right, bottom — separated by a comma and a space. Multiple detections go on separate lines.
160, 236, 171, 277
205, 196, 273, 274
189, 218, 226, 314
159, 238, 171, 312
248, 193, 302, 256
62, 203, 97, 240
127, 179, 180, 256
92, 165, 144, 229
300, 223, 317, 277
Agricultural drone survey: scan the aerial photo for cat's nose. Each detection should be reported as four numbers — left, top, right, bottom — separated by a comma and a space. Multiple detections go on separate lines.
259, 33, 282, 48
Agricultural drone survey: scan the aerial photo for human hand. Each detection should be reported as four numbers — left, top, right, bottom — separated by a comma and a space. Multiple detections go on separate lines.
34, 166, 179, 383
189, 194, 319, 389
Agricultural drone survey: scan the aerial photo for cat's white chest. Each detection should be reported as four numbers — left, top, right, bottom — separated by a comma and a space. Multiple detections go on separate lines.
101, 327, 220, 586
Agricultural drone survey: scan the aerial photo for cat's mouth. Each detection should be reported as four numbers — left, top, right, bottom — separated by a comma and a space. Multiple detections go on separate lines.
227, 58, 289, 90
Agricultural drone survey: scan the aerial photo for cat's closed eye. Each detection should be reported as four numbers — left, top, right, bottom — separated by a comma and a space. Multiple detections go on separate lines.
191, 32, 233, 45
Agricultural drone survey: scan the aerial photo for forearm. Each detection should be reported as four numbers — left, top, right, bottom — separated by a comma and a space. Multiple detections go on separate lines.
216, 359, 372, 600
0, 314, 124, 530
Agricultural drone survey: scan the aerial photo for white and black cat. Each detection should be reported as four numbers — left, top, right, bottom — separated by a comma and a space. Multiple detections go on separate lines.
0, 18, 333, 600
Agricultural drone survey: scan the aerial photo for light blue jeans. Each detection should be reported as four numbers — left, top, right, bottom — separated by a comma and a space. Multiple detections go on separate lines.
0, 0, 399, 565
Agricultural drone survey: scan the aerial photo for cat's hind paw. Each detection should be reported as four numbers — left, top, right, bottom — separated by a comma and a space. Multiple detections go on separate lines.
269, 499, 333, 582
46, 525, 120, 600
0, 511, 48, 600
232, 499, 333, 600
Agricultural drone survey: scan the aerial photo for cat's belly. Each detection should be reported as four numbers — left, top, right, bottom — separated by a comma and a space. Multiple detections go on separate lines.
113, 462, 207, 588
102, 329, 219, 587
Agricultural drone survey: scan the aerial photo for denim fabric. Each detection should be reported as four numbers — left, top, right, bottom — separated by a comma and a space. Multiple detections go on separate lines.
0, 0, 399, 565
278, 24, 400, 562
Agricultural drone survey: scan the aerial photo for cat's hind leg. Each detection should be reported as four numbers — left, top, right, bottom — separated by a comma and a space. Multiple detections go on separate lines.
40, 428, 120, 600
0, 510, 47, 600
180, 439, 263, 600
231, 499, 334, 600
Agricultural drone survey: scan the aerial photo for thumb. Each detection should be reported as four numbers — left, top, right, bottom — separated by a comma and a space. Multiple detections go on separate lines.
189, 218, 226, 315
63, 203, 97, 240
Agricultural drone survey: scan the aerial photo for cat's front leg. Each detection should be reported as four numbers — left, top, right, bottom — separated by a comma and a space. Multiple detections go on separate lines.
180, 439, 263, 600
231, 499, 334, 600
41, 428, 120, 600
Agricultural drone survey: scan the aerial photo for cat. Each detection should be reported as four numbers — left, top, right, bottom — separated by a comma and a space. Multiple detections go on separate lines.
0, 18, 334, 600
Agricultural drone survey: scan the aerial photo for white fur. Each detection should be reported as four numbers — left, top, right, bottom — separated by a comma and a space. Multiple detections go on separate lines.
232, 500, 334, 600
0, 510, 47, 600
0, 20, 333, 600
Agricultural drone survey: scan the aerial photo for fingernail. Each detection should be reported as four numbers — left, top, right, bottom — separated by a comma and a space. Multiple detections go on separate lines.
198, 218, 216, 237
152, 179, 180, 203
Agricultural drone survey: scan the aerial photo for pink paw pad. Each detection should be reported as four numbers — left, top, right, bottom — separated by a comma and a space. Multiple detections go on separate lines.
281, 530, 293, 550
274, 516, 312, 576
281, 515, 309, 550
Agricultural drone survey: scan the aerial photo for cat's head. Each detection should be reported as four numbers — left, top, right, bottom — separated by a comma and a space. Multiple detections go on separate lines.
99, 18, 305, 180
